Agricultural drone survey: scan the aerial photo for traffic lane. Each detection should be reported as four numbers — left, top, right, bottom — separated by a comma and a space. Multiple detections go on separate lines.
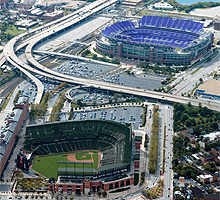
164, 107, 173, 199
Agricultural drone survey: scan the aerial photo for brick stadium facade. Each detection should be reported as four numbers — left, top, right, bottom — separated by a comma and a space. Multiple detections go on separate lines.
96, 16, 213, 65
25, 120, 139, 194
47, 133, 142, 194
49, 176, 134, 194
0, 98, 29, 178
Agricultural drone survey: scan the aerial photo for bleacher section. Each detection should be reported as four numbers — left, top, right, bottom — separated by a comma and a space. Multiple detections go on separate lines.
102, 16, 203, 49
24, 120, 132, 166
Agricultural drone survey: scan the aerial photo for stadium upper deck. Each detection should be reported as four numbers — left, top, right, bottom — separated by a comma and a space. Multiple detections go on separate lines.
97, 16, 213, 65
102, 16, 203, 49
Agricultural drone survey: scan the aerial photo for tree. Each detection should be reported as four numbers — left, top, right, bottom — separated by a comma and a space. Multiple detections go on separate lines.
76, 99, 83, 107
181, 114, 189, 124
92, 54, 97, 60
202, 162, 217, 173
109, 98, 113, 104
97, 191, 101, 197
113, 93, 122, 102
187, 101, 191, 107
102, 191, 107, 197
211, 122, 218, 130
185, 119, 192, 127
25, 195, 29, 199
199, 78, 203, 83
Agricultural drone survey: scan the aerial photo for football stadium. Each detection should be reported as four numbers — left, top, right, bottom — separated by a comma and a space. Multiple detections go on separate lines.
24, 120, 136, 194
96, 16, 213, 65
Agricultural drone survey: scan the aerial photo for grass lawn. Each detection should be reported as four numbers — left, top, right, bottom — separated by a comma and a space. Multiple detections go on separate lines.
32, 150, 98, 178
5, 25, 25, 36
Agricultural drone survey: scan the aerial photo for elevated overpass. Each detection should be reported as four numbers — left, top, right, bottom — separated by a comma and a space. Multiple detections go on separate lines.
3, 0, 119, 103
2, 0, 220, 111
33, 50, 118, 67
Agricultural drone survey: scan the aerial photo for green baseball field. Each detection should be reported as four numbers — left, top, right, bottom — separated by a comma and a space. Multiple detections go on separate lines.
32, 150, 99, 178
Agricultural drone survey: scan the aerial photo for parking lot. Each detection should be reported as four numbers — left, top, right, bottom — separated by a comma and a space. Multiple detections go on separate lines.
69, 90, 116, 104
69, 106, 143, 130
54, 61, 122, 84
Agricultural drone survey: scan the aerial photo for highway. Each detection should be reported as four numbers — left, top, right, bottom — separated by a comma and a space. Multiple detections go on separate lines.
163, 106, 173, 200
3, 0, 119, 104
173, 51, 220, 96
1, 0, 219, 111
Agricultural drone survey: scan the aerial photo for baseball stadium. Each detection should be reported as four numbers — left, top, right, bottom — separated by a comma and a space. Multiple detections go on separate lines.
96, 16, 213, 65
23, 120, 135, 194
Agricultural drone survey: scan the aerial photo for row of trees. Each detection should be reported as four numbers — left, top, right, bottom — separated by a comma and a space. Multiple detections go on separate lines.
50, 92, 65, 121
51, 82, 66, 95
166, 0, 220, 13
148, 105, 159, 174
140, 171, 145, 185
29, 91, 51, 119
14, 90, 21, 104
144, 133, 149, 148
142, 106, 147, 127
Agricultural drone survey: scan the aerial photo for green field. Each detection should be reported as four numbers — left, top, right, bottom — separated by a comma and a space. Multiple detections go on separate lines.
5, 25, 25, 36
32, 151, 98, 178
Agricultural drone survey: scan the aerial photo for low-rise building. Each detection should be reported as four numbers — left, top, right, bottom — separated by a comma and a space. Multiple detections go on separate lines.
211, 147, 220, 156
0, 97, 29, 178
196, 79, 220, 100
199, 153, 216, 164
122, 0, 144, 6
214, 19, 220, 31
197, 174, 213, 184
191, 186, 220, 199
43, 10, 64, 22
148, 2, 173, 10
179, 177, 185, 188
15, 19, 38, 29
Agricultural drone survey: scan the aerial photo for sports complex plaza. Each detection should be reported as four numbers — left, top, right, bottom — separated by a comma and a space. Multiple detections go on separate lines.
23, 120, 142, 194
96, 16, 213, 65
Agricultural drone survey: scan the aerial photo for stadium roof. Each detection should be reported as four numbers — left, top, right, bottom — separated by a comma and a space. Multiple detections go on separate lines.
102, 16, 204, 49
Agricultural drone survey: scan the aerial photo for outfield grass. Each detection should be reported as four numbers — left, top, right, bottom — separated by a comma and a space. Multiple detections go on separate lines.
32, 150, 98, 178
